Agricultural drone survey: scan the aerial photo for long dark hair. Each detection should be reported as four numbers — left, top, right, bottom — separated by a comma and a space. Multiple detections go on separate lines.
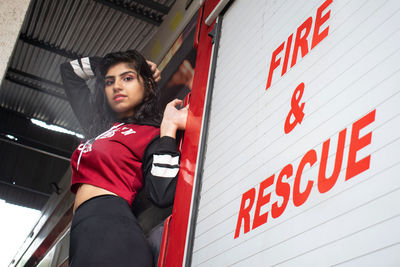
86, 50, 161, 139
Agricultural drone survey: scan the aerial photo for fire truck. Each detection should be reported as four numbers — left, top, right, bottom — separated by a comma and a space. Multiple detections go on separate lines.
11, 0, 400, 266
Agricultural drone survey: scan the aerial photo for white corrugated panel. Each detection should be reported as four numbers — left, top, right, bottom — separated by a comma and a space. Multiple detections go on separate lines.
191, 0, 400, 266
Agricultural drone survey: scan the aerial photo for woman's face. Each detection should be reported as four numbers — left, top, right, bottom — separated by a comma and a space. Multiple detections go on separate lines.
104, 62, 145, 118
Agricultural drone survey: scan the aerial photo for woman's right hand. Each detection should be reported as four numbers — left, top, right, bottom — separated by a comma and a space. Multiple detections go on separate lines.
160, 99, 188, 139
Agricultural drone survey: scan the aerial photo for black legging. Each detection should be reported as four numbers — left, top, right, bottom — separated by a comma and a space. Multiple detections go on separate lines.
69, 195, 153, 267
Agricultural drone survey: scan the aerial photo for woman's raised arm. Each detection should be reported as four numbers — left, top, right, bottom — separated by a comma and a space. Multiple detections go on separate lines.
60, 57, 102, 134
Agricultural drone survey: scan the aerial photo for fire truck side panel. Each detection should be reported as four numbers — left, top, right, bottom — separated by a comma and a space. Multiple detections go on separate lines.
190, 0, 400, 266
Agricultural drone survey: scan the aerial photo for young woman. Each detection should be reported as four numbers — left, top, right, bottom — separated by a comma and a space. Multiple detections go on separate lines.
60, 50, 187, 266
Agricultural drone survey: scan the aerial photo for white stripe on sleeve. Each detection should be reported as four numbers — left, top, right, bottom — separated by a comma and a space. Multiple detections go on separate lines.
70, 60, 88, 80
81, 57, 95, 78
151, 165, 179, 178
153, 154, 179, 166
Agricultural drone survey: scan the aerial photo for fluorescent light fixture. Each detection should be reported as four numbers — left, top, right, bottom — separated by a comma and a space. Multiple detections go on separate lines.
6, 134, 18, 141
30, 118, 84, 139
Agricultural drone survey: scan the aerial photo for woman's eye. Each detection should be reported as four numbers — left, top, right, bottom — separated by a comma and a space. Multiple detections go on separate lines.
105, 80, 114, 86
124, 76, 134, 81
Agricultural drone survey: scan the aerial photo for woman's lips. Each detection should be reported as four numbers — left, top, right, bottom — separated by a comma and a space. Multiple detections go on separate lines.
113, 94, 126, 101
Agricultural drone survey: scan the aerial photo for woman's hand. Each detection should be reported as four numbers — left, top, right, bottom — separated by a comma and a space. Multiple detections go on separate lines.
161, 99, 188, 139
147, 60, 161, 82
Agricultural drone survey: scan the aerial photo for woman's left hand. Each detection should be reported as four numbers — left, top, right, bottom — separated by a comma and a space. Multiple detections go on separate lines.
147, 60, 161, 82
161, 99, 188, 139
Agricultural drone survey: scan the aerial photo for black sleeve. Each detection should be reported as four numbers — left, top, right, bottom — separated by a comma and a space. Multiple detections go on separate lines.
142, 136, 180, 208
60, 57, 102, 134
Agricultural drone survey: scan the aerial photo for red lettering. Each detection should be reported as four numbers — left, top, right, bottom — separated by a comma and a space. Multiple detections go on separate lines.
234, 188, 256, 239
271, 164, 292, 219
291, 17, 313, 68
281, 34, 293, 76
293, 149, 317, 206
266, 42, 285, 90
311, 0, 332, 49
266, 2, 332, 90
234, 109, 376, 236
318, 128, 346, 193
252, 175, 275, 230
346, 109, 376, 180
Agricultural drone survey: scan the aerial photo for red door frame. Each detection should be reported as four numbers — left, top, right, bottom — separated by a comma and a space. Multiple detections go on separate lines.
161, 0, 222, 266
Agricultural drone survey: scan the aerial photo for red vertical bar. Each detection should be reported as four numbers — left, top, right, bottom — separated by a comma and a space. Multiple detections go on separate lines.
161, 0, 222, 266
157, 215, 172, 266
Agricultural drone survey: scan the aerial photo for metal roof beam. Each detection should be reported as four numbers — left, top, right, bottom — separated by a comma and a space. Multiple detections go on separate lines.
8, 68, 64, 89
95, 0, 163, 26
19, 33, 82, 59
0, 133, 71, 162
0, 181, 49, 212
0, 180, 51, 199
132, 0, 172, 14
5, 74, 68, 101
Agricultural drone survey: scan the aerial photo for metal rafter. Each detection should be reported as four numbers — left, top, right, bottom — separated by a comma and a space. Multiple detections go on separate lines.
94, 0, 164, 26
7, 68, 64, 89
0, 107, 76, 161
132, 0, 171, 14
5, 73, 68, 101
19, 33, 82, 59
0, 134, 71, 162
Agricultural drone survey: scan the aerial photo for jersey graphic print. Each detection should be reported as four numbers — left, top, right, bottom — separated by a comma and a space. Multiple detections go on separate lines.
77, 143, 92, 153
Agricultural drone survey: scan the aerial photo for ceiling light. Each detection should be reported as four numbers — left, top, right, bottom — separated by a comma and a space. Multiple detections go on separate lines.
30, 118, 84, 139
5, 134, 18, 141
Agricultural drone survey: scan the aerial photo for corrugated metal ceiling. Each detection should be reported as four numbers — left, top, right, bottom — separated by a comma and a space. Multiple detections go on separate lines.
6, 0, 175, 132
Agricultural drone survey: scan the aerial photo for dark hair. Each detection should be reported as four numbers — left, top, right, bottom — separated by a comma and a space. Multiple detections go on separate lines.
87, 50, 161, 139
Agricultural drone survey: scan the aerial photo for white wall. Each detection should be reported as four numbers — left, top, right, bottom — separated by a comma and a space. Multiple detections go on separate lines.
0, 0, 31, 84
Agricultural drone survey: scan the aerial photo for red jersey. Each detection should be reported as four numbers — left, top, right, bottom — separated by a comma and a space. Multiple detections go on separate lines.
70, 123, 159, 205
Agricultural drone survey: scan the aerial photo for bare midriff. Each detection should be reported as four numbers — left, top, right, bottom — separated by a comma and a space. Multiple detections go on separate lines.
73, 184, 117, 213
